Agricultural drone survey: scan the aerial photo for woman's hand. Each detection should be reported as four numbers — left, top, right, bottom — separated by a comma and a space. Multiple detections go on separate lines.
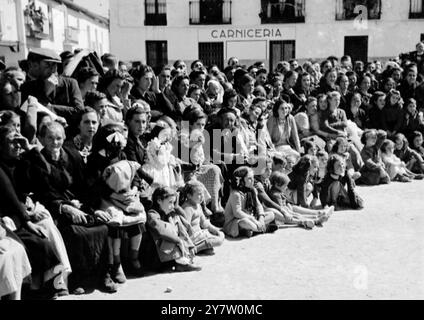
25, 221, 48, 238
62, 204, 88, 225
94, 210, 112, 223
120, 81, 132, 99
152, 75, 161, 94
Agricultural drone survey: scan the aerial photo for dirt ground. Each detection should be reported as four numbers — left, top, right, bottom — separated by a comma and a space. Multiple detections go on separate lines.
61, 180, 424, 300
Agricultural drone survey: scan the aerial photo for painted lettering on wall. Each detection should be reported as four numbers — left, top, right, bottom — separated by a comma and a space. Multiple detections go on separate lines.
211, 28, 282, 39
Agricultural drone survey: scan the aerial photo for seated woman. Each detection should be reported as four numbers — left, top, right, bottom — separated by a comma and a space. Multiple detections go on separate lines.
267, 100, 302, 160
0, 219, 32, 300
64, 107, 99, 164
164, 75, 197, 125
181, 108, 224, 214
97, 70, 131, 124
235, 74, 256, 115
35, 122, 115, 295
223, 166, 276, 238
383, 89, 403, 138
129, 64, 173, 122
0, 127, 62, 299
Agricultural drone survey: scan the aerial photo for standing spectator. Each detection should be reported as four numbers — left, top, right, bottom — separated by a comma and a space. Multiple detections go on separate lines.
21, 48, 84, 124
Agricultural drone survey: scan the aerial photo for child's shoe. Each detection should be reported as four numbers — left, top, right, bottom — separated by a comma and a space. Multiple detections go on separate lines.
301, 220, 315, 230
199, 248, 215, 256
395, 174, 412, 183
111, 263, 127, 284
266, 222, 278, 233
239, 228, 254, 238
174, 262, 202, 272
101, 268, 118, 293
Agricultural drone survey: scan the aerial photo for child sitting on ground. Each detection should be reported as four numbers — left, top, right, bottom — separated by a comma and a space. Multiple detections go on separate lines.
393, 133, 424, 175
331, 137, 362, 180
310, 150, 329, 208
254, 158, 312, 229
180, 181, 225, 255
147, 187, 201, 273
223, 166, 276, 238
272, 154, 287, 173
411, 131, 424, 158
268, 172, 333, 229
359, 129, 390, 185
381, 140, 423, 182
320, 154, 364, 210
285, 155, 319, 208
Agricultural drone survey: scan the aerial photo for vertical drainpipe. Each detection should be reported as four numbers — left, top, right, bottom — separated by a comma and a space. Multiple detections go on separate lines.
15, 0, 28, 61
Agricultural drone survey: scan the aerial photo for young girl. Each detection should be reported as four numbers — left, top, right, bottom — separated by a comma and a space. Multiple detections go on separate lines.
359, 129, 391, 185
223, 167, 275, 238
146, 187, 201, 272
268, 172, 333, 229
331, 137, 362, 180
286, 155, 319, 208
411, 131, 424, 157
142, 125, 184, 195
310, 150, 329, 208
381, 140, 421, 182
320, 154, 364, 210
180, 181, 225, 255
393, 133, 424, 174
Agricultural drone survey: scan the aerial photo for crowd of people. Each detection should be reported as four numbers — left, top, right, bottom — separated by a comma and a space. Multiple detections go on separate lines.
1, 40, 424, 300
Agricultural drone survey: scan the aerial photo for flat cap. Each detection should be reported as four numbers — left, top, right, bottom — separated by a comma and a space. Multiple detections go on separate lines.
27, 48, 62, 63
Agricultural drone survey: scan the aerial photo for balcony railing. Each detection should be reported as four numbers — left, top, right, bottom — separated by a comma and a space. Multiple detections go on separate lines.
145, 0, 167, 25
409, 0, 424, 18
336, 0, 381, 20
260, 0, 305, 24
189, 0, 232, 25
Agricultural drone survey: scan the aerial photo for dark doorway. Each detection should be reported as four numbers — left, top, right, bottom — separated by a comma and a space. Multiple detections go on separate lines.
344, 35, 368, 63
200, 0, 223, 24
199, 42, 224, 70
146, 41, 168, 69
269, 40, 296, 72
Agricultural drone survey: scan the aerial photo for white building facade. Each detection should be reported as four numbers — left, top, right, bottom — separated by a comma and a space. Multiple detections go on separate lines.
110, 0, 424, 71
0, 0, 110, 66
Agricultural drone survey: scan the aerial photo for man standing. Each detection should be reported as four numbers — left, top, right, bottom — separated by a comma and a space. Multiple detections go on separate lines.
21, 48, 84, 124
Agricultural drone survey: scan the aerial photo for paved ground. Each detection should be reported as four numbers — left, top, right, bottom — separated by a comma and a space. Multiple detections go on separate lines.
61, 180, 424, 300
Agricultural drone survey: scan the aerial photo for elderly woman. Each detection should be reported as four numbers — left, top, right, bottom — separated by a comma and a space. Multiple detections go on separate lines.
0, 126, 62, 299
267, 100, 301, 159
34, 122, 116, 295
